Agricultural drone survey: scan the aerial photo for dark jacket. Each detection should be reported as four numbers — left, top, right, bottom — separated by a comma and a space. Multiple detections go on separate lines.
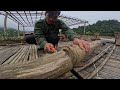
34, 19, 78, 49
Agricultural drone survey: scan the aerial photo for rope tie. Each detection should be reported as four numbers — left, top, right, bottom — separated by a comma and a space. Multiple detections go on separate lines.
62, 45, 86, 67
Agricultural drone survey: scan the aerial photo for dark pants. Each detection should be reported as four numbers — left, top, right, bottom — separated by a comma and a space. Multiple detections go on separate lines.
25, 34, 37, 44
25, 35, 61, 57
25, 34, 60, 56
25, 34, 58, 48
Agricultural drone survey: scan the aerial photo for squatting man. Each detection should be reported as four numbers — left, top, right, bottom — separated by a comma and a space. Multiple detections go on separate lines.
25, 11, 90, 53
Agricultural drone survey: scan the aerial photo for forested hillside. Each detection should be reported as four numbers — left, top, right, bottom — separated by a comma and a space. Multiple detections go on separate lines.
0, 27, 23, 37
72, 20, 120, 36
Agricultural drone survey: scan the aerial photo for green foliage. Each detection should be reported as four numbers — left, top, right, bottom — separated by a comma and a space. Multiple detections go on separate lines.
72, 19, 120, 36
86, 31, 92, 35
0, 27, 23, 38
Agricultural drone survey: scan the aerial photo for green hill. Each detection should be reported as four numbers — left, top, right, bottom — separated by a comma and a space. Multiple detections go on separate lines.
72, 19, 120, 36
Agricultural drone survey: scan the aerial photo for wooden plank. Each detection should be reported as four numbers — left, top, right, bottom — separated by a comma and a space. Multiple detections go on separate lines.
114, 50, 120, 54
11, 45, 26, 64
0, 46, 13, 54
100, 67, 120, 77
98, 71, 120, 79
103, 65, 120, 74
86, 45, 116, 79
21, 45, 30, 62
97, 73, 116, 79
18, 45, 29, 63
85, 58, 104, 73
0, 46, 21, 65
31, 44, 38, 60
0, 46, 16, 63
105, 61, 120, 69
31, 45, 34, 60
0, 46, 8, 51
0, 46, 15, 59
34, 45, 38, 59
0, 47, 9, 53
31, 45, 35, 60
14, 45, 27, 63
111, 53, 120, 61
9, 45, 25, 64
110, 55, 117, 59
111, 54, 119, 57
23, 45, 31, 62
108, 59, 120, 64
32, 45, 35, 59
33, 45, 38, 59
30, 45, 34, 60
81, 58, 104, 74
3, 45, 24, 65
29, 45, 33, 61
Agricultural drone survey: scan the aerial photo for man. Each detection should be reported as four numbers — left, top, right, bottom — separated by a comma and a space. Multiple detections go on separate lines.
34, 11, 90, 53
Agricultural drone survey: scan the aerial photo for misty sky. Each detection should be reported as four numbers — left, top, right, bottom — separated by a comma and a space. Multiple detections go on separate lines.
61, 11, 120, 27
0, 11, 120, 31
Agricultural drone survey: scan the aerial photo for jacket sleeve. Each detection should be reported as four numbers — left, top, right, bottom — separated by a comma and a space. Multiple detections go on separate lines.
59, 20, 78, 40
34, 21, 47, 49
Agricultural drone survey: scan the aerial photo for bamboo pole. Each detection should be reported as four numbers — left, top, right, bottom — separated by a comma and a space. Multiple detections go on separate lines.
4, 13, 8, 39
0, 40, 103, 79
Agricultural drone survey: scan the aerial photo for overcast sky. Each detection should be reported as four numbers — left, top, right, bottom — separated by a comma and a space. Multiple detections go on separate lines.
0, 11, 120, 31
61, 11, 120, 27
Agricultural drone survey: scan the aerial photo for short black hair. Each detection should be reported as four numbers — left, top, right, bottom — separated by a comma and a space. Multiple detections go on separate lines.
45, 11, 61, 16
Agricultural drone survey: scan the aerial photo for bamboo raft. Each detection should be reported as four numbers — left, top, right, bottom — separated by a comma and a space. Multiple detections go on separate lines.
0, 39, 120, 79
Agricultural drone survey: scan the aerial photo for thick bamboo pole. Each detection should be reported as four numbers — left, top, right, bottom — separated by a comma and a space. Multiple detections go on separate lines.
62, 40, 103, 67
0, 40, 103, 79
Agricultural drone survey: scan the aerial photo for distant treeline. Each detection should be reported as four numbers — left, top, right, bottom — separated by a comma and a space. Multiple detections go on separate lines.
72, 20, 120, 36
0, 27, 23, 37
1, 19, 120, 37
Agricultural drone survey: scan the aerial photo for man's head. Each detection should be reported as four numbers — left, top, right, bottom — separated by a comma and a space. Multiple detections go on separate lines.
45, 11, 61, 24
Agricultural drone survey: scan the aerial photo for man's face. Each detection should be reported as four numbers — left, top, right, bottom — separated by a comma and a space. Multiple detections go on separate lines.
45, 13, 58, 24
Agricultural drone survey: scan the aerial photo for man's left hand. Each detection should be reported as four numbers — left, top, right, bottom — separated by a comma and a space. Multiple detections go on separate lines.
73, 38, 90, 53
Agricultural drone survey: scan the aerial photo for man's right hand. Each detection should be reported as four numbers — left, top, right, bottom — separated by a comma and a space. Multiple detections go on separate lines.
44, 43, 55, 53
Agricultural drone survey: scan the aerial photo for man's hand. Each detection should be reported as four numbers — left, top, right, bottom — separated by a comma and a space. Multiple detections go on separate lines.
73, 38, 90, 53
44, 43, 56, 53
